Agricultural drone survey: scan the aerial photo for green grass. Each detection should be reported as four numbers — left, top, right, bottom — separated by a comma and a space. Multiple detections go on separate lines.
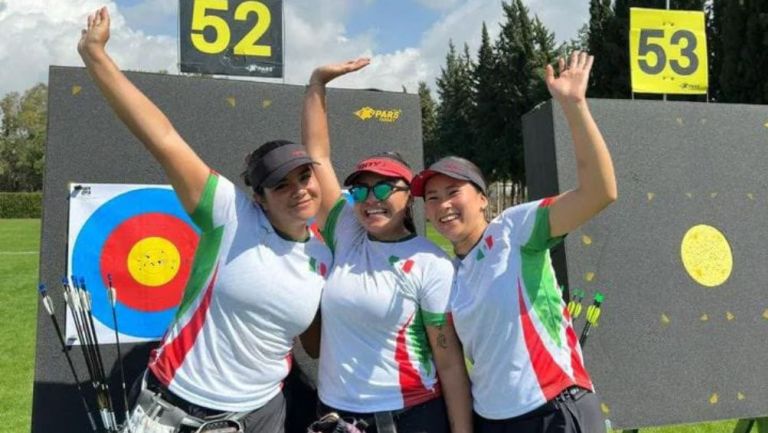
0, 219, 744, 432
426, 222, 453, 256
0, 219, 40, 433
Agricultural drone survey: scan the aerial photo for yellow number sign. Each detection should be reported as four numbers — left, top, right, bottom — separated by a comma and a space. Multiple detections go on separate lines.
180, 0, 282, 78
629, 8, 708, 94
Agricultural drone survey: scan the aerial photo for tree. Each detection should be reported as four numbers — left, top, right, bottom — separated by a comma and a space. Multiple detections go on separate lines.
435, 41, 476, 163
489, 0, 542, 183
418, 81, 439, 166
0, 83, 47, 191
471, 22, 505, 181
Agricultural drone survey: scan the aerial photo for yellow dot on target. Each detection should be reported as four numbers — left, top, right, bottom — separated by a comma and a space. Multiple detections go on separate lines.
127, 237, 181, 287
710, 192, 718, 198
584, 272, 595, 282
72, 85, 82, 95
747, 193, 755, 200
700, 314, 709, 322
647, 192, 655, 202
582, 235, 592, 246
762, 309, 768, 320
726, 311, 735, 321
661, 313, 671, 325
262, 99, 272, 108
680, 225, 733, 287
600, 403, 610, 414
737, 392, 746, 401
709, 393, 719, 405
226, 96, 236, 107
686, 192, 693, 199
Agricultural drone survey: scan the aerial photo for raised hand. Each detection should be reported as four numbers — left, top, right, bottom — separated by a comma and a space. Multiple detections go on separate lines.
78, 6, 110, 62
545, 51, 593, 105
309, 58, 371, 86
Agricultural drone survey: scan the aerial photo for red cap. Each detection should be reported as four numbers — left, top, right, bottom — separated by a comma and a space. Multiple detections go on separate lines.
343, 157, 414, 185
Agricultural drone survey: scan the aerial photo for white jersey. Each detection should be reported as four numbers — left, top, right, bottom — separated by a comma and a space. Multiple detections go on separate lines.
318, 199, 454, 412
451, 198, 593, 420
148, 172, 331, 412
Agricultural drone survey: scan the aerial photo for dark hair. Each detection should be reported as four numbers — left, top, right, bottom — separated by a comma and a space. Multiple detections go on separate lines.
370, 151, 416, 234
241, 139, 294, 195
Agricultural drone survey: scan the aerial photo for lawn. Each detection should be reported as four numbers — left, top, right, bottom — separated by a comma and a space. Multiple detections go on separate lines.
0, 219, 40, 433
0, 219, 743, 432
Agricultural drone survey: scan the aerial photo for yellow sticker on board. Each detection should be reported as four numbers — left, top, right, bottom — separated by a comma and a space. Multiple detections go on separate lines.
630, 8, 708, 94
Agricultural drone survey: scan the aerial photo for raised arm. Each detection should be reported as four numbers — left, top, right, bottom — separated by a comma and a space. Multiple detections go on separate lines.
78, 7, 209, 213
302, 58, 369, 228
544, 51, 617, 237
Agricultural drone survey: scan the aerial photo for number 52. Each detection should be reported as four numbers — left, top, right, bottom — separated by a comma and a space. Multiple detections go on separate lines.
637, 29, 698, 76
191, 0, 272, 56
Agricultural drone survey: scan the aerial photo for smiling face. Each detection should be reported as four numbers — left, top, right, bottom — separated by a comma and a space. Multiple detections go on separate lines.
423, 174, 488, 256
256, 164, 321, 233
350, 172, 412, 241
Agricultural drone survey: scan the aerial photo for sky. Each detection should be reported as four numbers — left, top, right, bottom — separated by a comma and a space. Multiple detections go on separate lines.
0, 0, 589, 97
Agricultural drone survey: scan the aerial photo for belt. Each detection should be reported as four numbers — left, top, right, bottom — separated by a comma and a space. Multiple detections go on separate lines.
146, 372, 226, 418
480, 386, 592, 425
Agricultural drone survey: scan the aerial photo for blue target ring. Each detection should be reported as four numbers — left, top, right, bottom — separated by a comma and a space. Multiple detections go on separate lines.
72, 188, 200, 339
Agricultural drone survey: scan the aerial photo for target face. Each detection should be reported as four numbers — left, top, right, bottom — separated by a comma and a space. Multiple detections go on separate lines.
68, 184, 200, 341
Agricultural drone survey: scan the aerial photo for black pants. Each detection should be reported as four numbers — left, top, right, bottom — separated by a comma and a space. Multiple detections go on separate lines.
318, 397, 448, 433
131, 371, 286, 433
474, 390, 605, 433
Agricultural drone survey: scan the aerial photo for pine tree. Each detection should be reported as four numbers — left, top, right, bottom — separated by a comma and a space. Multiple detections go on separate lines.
587, 0, 615, 97
491, 0, 540, 183
435, 41, 475, 163
471, 23, 505, 182
418, 81, 439, 166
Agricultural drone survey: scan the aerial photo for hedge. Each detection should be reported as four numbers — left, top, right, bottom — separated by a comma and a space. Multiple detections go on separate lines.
0, 192, 42, 218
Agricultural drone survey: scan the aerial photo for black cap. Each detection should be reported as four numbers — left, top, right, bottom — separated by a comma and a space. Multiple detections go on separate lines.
411, 156, 487, 197
249, 143, 316, 189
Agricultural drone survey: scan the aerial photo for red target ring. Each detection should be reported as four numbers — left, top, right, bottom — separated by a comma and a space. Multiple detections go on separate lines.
100, 213, 199, 312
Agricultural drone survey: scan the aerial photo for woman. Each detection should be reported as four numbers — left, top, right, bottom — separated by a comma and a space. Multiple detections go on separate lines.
301, 60, 473, 433
79, 8, 331, 433
411, 52, 616, 433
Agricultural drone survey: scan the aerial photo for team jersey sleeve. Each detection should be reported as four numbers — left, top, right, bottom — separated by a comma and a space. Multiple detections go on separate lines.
501, 197, 563, 252
190, 172, 243, 232
321, 197, 361, 254
417, 252, 455, 327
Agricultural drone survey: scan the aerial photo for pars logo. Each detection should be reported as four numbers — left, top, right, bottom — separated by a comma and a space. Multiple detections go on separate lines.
354, 106, 403, 123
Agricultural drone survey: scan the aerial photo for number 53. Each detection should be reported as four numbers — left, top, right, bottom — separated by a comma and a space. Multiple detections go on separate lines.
637, 29, 698, 76
191, 0, 272, 56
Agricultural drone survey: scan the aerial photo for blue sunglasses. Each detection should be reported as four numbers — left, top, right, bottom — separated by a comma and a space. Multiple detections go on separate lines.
348, 181, 409, 203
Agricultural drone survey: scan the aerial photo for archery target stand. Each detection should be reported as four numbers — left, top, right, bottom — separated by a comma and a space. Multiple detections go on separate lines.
523, 98, 768, 431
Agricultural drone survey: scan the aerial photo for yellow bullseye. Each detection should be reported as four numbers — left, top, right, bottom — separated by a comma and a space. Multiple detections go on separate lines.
680, 225, 733, 287
127, 237, 181, 287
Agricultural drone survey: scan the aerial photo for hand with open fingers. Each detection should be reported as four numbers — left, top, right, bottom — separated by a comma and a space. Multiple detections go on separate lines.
309, 58, 371, 87
78, 6, 110, 61
545, 50, 594, 105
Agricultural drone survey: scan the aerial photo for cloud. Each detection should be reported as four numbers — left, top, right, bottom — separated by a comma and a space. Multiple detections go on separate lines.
0, 0, 588, 97
416, 0, 463, 12
0, 0, 176, 97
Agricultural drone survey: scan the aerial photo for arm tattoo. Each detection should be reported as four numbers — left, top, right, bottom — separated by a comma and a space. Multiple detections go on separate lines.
437, 329, 448, 349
